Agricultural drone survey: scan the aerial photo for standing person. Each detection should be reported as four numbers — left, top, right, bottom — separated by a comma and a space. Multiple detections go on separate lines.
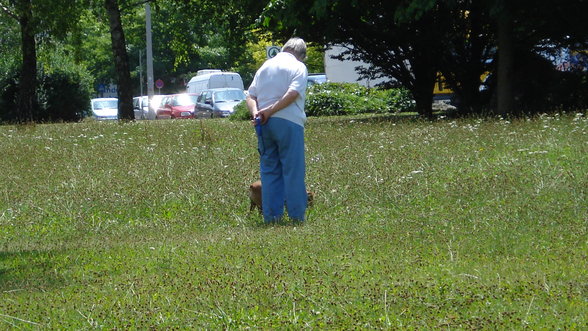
246, 37, 309, 223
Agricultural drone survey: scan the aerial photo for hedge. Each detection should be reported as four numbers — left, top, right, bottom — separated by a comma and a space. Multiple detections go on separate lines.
230, 82, 414, 121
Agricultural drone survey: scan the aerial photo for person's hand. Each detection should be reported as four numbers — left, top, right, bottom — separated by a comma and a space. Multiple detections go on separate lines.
257, 106, 273, 124
250, 109, 260, 126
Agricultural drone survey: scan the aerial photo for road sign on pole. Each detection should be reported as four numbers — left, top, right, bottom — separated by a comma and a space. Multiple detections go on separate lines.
266, 46, 280, 59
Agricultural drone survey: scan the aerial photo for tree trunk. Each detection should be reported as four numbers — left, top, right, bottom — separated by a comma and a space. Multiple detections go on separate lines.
104, 0, 134, 120
454, 5, 486, 115
17, 0, 36, 123
413, 87, 434, 119
412, 64, 436, 119
496, 4, 514, 116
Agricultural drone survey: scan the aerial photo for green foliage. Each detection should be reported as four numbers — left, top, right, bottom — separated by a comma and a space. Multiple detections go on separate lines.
382, 87, 416, 112
62, 9, 114, 93
304, 42, 325, 74
0, 14, 20, 61
229, 100, 250, 121
229, 83, 415, 121
0, 47, 94, 123
393, 0, 437, 22
0, 66, 20, 121
305, 82, 414, 117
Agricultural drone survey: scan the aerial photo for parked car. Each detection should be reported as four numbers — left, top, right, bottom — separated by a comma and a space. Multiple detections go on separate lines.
308, 73, 327, 87
156, 93, 198, 119
194, 88, 246, 118
146, 95, 164, 120
155, 95, 172, 119
133, 96, 149, 119
90, 98, 118, 120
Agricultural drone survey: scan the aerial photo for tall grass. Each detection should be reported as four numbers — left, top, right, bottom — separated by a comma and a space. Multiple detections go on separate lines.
0, 113, 586, 328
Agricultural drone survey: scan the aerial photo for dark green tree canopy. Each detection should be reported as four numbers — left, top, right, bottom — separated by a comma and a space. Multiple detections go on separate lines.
259, 0, 588, 115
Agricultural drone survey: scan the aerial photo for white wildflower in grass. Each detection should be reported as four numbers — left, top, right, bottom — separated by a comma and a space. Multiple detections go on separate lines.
310, 155, 322, 162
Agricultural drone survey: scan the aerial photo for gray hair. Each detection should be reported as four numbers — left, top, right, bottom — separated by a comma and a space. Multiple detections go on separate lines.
282, 37, 307, 61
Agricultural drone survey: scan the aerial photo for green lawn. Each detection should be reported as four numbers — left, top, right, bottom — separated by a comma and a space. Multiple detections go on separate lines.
0, 112, 586, 328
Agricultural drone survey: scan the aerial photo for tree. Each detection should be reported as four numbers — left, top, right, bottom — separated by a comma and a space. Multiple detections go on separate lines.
148, 0, 268, 91
0, 0, 36, 122
104, 0, 134, 120
489, 0, 588, 115
438, 0, 495, 115
262, 0, 588, 116
261, 0, 449, 118
0, 0, 86, 122
66, 9, 121, 93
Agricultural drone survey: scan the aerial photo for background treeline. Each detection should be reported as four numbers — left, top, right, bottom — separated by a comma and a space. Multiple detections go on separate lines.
1, 0, 588, 123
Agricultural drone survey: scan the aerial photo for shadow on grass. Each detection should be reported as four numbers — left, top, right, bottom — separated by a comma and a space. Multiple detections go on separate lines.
0, 250, 67, 292
247, 213, 307, 228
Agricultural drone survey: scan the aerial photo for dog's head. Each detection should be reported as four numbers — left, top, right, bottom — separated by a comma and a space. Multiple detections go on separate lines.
306, 191, 314, 206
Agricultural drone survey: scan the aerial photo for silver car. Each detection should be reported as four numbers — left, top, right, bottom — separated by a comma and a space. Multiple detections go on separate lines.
194, 88, 246, 118
132, 96, 149, 119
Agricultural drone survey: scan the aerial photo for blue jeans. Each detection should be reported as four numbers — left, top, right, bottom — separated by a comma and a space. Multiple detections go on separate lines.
258, 117, 307, 222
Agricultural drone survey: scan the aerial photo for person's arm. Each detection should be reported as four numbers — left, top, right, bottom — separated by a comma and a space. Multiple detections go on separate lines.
257, 89, 299, 124
246, 95, 259, 122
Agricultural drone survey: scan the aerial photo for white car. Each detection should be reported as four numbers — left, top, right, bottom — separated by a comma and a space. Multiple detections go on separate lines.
147, 95, 165, 120
91, 98, 118, 120
133, 96, 149, 119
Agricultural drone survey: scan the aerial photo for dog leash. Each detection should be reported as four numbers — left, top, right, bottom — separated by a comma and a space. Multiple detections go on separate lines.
255, 117, 264, 155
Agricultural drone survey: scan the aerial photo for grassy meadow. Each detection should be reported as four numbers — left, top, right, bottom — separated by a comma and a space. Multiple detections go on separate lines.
0, 112, 586, 328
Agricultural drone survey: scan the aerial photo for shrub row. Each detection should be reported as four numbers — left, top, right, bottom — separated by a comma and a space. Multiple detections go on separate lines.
230, 82, 414, 121
0, 52, 93, 123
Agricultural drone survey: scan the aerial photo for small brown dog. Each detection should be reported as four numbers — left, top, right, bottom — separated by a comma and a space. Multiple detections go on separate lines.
249, 180, 314, 213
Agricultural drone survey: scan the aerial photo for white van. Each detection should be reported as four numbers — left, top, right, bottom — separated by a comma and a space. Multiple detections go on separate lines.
196, 69, 221, 76
186, 72, 244, 96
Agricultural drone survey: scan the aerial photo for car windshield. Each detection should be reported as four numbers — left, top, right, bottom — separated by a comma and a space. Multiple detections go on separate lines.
308, 75, 327, 86
93, 100, 117, 109
175, 94, 197, 106
214, 90, 245, 103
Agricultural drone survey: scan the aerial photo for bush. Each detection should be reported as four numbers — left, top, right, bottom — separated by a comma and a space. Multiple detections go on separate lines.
229, 82, 416, 120
382, 87, 416, 113
36, 68, 93, 122
0, 67, 20, 122
0, 49, 94, 123
305, 90, 351, 116
229, 100, 250, 121
306, 82, 414, 117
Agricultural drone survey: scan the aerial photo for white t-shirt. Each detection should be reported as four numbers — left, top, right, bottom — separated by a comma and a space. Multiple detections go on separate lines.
248, 52, 308, 127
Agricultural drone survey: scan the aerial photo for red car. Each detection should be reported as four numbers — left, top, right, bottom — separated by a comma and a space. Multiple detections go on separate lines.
156, 93, 198, 119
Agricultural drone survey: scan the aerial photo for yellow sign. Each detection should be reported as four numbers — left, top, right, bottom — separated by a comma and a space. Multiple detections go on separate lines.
433, 73, 452, 95
433, 72, 490, 95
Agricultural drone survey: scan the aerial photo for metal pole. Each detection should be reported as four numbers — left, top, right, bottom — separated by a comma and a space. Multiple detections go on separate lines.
139, 49, 143, 97
145, 2, 155, 119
